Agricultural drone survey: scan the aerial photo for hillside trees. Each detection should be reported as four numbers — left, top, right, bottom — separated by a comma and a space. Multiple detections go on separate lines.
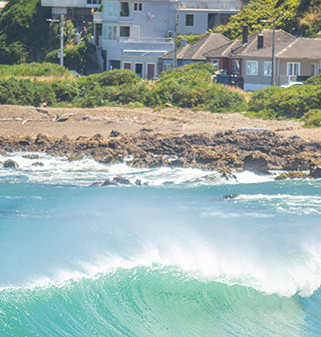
0, 0, 51, 63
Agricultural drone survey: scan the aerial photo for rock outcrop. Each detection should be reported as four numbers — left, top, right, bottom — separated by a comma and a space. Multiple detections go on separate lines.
1, 130, 321, 174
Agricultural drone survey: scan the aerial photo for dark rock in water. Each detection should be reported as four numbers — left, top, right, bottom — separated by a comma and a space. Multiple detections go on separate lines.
113, 176, 131, 185
221, 194, 240, 200
275, 171, 310, 180
135, 179, 142, 186
243, 152, 269, 174
3, 159, 19, 169
163, 181, 174, 185
89, 182, 102, 187
102, 176, 131, 186
310, 164, 321, 178
109, 130, 121, 138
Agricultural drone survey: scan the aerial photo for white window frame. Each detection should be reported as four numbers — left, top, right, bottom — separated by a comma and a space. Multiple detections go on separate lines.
210, 59, 219, 70
132, 25, 140, 38
246, 60, 258, 76
264, 61, 272, 76
185, 14, 194, 26
103, 24, 117, 40
146, 63, 155, 80
104, 1, 118, 17
133, 2, 143, 11
287, 62, 300, 76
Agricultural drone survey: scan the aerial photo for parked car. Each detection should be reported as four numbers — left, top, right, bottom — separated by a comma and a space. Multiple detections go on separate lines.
280, 81, 303, 88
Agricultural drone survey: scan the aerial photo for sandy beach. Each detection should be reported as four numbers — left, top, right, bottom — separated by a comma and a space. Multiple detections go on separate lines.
0, 105, 320, 142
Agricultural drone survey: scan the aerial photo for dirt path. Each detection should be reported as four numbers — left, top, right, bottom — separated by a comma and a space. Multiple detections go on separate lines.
0, 105, 320, 142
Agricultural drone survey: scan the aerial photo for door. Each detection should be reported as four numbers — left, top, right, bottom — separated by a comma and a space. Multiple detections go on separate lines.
135, 63, 143, 77
147, 64, 155, 80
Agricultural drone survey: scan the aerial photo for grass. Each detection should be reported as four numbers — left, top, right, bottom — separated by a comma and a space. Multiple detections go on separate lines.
0, 63, 76, 80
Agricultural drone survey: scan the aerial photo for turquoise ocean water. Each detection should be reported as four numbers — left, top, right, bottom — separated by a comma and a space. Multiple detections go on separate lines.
1, 152, 321, 336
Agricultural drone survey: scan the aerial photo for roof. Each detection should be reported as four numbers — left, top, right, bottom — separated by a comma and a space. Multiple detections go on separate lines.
205, 29, 296, 59
276, 38, 321, 59
161, 33, 230, 60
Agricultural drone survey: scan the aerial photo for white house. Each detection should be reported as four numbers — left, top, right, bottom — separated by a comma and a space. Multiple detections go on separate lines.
93, 0, 243, 78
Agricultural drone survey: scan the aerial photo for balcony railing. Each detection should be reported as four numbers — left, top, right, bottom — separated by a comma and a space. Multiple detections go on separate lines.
41, 0, 101, 7
178, 0, 241, 10
93, 12, 103, 23
120, 37, 174, 44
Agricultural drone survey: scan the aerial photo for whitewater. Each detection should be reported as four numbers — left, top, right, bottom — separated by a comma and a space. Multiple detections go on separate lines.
1, 152, 321, 336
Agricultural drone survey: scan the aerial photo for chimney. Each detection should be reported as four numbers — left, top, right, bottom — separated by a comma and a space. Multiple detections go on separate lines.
257, 34, 264, 49
242, 25, 248, 44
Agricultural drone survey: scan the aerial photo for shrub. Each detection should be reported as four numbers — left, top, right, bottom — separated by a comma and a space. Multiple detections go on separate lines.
248, 85, 321, 119
302, 109, 321, 127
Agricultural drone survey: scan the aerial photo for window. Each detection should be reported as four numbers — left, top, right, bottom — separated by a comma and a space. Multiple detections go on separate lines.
120, 2, 129, 16
103, 25, 117, 40
185, 14, 194, 26
104, 1, 118, 17
87, 0, 101, 4
232, 60, 240, 74
246, 60, 258, 76
134, 2, 143, 11
264, 61, 272, 76
287, 62, 300, 76
135, 63, 143, 77
132, 26, 140, 38
120, 26, 130, 37
210, 59, 219, 70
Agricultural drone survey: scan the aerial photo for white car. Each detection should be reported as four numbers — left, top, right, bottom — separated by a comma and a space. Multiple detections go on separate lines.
280, 81, 303, 88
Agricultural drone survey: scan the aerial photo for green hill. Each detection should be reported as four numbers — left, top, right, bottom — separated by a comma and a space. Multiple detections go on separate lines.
214, 0, 321, 39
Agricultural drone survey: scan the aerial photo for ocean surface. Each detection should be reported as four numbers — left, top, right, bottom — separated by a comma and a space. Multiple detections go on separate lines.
1, 152, 321, 336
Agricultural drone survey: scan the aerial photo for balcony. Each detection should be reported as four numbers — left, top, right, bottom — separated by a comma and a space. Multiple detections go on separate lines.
178, 0, 242, 11
93, 11, 103, 23
120, 37, 174, 44
41, 0, 101, 8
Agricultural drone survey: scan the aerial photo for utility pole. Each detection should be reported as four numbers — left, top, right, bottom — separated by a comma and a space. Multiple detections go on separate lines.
261, 18, 276, 86
173, 1, 178, 68
47, 15, 64, 67
271, 18, 275, 86
60, 14, 64, 67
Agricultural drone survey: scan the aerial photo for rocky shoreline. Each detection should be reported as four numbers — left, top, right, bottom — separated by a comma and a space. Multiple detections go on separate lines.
1, 129, 321, 178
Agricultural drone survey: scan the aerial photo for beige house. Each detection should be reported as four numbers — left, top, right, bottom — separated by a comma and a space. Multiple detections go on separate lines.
275, 38, 321, 86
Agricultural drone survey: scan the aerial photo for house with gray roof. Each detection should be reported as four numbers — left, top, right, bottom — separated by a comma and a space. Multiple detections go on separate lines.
161, 33, 231, 71
205, 27, 297, 90
275, 38, 321, 86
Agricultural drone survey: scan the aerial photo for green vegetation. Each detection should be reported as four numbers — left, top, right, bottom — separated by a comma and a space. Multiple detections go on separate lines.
302, 109, 321, 127
0, 63, 247, 112
247, 85, 321, 119
0, 62, 74, 78
0, 0, 51, 63
45, 40, 96, 73
213, 0, 321, 39
145, 63, 246, 112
